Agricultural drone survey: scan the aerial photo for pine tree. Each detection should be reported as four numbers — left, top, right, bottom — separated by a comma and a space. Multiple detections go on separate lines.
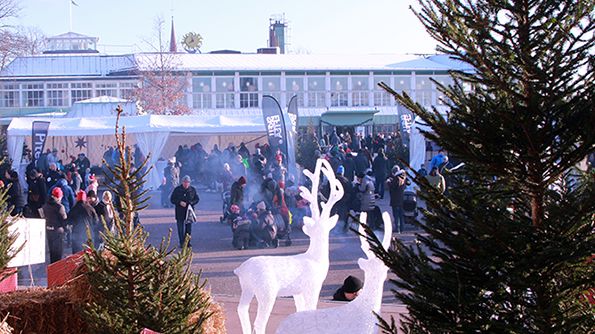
81, 106, 212, 334
368, 1, 595, 333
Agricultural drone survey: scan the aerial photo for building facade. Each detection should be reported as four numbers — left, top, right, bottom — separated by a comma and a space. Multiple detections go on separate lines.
0, 37, 471, 130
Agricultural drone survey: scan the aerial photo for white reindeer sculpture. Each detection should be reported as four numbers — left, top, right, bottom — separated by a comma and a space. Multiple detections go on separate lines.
275, 211, 393, 334
234, 159, 344, 334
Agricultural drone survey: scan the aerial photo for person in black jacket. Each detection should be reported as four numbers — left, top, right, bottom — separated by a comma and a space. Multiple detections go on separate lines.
4, 169, 26, 216
26, 168, 47, 218
43, 187, 68, 263
68, 190, 98, 253
387, 166, 411, 234
372, 148, 389, 199
170, 175, 199, 248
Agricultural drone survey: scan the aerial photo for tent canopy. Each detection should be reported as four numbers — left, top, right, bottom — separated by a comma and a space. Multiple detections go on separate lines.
7, 114, 265, 136
7, 114, 266, 190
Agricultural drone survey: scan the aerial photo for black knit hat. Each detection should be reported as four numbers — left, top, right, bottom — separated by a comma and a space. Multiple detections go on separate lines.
343, 275, 363, 293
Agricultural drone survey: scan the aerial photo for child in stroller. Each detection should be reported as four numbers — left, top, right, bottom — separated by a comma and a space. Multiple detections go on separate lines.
220, 191, 232, 224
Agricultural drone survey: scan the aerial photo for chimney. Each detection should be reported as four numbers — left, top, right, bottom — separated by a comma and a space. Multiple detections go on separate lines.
169, 17, 177, 53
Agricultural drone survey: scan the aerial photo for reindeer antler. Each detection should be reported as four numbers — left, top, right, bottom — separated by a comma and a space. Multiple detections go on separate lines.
358, 213, 373, 258
299, 159, 344, 223
358, 212, 393, 259
380, 212, 392, 250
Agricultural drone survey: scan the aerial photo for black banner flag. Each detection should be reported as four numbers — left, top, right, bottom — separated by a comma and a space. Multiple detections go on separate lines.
262, 95, 287, 159
31, 121, 50, 165
284, 95, 299, 179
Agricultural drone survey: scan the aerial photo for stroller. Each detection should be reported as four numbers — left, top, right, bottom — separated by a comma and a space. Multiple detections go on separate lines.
220, 191, 232, 224
403, 190, 418, 224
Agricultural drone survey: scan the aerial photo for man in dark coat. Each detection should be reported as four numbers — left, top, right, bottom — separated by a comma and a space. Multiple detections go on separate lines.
26, 168, 47, 218
45, 162, 63, 190
74, 153, 91, 186
170, 175, 199, 248
4, 169, 26, 216
354, 149, 370, 176
230, 176, 247, 212
43, 187, 68, 263
387, 166, 410, 234
372, 148, 389, 199
68, 190, 98, 253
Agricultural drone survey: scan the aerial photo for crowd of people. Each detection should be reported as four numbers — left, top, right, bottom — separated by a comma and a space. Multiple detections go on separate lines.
0, 126, 455, 263
0, 146, 132, 264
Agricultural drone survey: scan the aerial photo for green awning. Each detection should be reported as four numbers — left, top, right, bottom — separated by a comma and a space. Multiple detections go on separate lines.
297, 115, 321, 127
320, 110, 378, 127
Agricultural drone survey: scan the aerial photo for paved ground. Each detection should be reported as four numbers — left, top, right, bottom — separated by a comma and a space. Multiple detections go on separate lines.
17, 188, 421, 333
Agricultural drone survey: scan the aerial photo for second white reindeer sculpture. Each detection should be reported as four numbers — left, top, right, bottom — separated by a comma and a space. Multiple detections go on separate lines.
234, 159, 344, 334
275, 211, 393, 334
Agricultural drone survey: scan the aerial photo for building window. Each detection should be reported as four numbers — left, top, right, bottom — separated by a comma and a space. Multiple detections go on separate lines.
415, 75, 432, 106
351, 76, 369, 107
285, 77, 305, 107
0, 84, 19, 107
330, 76, 348, 107
22, 83, 44, 107
434, 75, 454, 105
373, 76, 392, 106
95, 82, 118, 97
119, 82, 136, 99
47, 83, 69, 107
71, 82, 92, 104
262, 77, 281, 103
307, 76, 325, 108
240, 77, 258, 108
215, 77, 234, 108
192, 77, 212, 109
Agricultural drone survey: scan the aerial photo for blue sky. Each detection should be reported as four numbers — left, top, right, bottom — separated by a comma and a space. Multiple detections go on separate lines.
15, 0, 438, 55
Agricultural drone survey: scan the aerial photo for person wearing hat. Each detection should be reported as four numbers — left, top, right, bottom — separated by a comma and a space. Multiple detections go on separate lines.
162, 157, 180, 208
387, 165, 410, 234
230, 176, 247, 213
333, 275, 363, 301
43, 187, 68, 263
68, 190, 98, 254
170, 175, 200, 248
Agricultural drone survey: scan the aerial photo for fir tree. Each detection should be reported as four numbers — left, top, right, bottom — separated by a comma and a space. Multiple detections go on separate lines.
368, 1, 595, 333
0, 184, 20, 284
81, 106, 212, 334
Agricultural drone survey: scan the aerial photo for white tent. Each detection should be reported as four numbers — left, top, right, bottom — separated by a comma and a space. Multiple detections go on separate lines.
66, 96, 137, 118
7, 114, 266, 189
408, 106, 450, 172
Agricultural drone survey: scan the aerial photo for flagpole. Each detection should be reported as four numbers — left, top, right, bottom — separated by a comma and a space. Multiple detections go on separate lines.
69, 0, 72, 32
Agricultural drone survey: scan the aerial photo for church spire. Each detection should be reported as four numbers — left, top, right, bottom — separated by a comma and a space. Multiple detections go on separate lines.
169, 16, 177, 53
